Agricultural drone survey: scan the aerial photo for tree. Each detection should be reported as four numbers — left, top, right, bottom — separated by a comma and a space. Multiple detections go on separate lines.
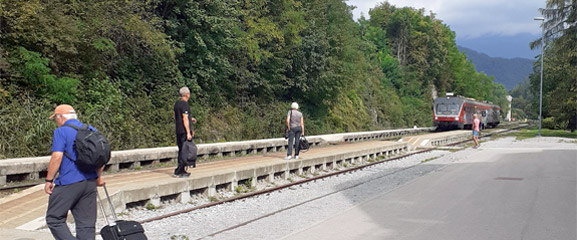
530, 0, 577, 131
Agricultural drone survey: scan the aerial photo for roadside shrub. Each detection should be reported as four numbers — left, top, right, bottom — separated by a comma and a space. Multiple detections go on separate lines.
542, 117, 567, 130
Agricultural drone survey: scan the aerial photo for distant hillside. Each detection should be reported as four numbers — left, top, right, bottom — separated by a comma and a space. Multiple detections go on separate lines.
458, 46, 534, 90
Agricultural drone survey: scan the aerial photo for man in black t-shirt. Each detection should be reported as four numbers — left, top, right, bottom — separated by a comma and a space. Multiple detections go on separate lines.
174, 87, 196, 177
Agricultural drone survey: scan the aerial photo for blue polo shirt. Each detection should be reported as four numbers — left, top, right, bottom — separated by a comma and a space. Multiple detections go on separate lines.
51, 119, 99, 185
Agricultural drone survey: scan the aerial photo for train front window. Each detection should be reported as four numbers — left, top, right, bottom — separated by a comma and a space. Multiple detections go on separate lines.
436, 103, 460, 115
448, 104, 459, 113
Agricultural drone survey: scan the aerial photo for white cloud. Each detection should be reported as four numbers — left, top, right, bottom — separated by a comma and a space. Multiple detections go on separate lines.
347, 0, 545, 39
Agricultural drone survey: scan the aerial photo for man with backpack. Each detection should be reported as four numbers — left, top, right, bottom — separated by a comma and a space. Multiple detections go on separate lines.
45, 104, 107, 240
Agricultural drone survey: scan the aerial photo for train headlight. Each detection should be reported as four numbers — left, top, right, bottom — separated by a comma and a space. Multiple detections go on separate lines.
454, 117, 459, 121
435, 117, 438, 120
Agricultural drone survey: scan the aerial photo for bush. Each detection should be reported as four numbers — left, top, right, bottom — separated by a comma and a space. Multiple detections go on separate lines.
8, 47, 79, 103
0, 95, 54, 158
542, 117, 567, 130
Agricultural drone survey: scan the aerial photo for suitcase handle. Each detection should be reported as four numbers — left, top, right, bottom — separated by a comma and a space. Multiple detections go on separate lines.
97, 184, 118, 226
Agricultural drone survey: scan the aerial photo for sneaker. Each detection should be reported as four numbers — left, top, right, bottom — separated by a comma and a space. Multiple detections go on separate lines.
178, 173, 191, 178
295, 156, 299, 159
284, 156, 292, 160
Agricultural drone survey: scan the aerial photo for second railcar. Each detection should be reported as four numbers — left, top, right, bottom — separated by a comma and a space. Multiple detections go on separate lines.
433, 96, 500, 130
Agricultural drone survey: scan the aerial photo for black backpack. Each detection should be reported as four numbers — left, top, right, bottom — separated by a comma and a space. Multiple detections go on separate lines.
64, 124, 111, 173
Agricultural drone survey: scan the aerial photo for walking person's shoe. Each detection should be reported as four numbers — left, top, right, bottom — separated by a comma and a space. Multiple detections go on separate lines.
178, 172, 191, 178
295, 156, 299, 159
284, 156, 292, 160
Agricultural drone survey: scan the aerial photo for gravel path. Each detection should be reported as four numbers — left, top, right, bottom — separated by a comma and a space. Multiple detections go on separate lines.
87, 135, 575, 239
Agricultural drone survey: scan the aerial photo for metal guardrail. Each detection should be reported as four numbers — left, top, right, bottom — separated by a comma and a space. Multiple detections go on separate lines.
0, 127, 432, 185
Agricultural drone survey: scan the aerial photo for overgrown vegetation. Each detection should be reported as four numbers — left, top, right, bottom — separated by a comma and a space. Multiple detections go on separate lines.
0, 0, 509, 158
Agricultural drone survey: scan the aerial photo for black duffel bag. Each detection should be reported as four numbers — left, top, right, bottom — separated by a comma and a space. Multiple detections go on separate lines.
181, 138, 197, 168
299, 136, 310, 152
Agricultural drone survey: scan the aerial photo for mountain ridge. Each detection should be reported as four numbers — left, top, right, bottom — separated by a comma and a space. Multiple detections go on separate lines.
458, 46, 534, 90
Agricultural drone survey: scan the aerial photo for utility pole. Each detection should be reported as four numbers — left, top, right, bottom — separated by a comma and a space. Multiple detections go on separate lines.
534, 16, 545, 136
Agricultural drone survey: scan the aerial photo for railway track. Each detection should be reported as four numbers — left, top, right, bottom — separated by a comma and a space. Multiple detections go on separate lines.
133, 123, 528, 238
0, 182, 41, 197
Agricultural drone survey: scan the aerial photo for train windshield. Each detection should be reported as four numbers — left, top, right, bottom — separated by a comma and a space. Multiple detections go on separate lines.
436, 103, 460, 115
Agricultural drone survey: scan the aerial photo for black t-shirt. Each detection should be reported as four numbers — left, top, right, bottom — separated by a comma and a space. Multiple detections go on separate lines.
174, 100, 192, 135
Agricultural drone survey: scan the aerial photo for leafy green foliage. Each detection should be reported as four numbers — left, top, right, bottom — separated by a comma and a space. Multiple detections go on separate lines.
526, 0, 577, 131
7, 47, 79, 103
0, 0, 515, 158
363, 3, 509, 125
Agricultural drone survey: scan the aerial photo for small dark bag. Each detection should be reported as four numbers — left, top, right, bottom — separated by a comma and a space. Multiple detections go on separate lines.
182, 138, 198, 168
299, 136, 310, 152
284, 110, 292, 139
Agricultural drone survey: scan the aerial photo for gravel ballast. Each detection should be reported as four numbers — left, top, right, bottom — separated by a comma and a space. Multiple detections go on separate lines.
93, 136, 575, 239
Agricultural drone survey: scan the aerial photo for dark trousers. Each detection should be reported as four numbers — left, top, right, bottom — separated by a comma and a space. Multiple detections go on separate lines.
287, 127, 302, 157
175, 132, 187, 175
46, 179, 97, 240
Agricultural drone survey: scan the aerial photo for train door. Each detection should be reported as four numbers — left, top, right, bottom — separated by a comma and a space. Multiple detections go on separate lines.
481, 110, 488, 129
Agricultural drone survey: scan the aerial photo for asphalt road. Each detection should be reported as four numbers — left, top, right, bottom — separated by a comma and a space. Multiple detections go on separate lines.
284, 137, 577, 240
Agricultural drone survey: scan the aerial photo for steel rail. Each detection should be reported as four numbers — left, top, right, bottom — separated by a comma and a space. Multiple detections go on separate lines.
0, 182, 40, 192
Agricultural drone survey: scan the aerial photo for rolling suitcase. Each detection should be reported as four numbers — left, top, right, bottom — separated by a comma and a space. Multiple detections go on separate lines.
98, 185, 148, 240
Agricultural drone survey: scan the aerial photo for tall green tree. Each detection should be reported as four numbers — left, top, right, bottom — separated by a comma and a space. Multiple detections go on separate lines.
530, 0, 577, 131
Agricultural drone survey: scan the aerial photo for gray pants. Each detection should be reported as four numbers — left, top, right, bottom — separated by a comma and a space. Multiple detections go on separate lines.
287, 127, 302, 157
46, 179, 97, 240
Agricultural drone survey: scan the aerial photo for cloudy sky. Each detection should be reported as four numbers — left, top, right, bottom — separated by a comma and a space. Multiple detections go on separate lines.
347, 0, 546, 59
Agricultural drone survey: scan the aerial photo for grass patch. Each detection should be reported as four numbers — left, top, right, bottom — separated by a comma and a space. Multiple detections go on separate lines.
170, 235, 189, 240
421, 157, 438, 163
234, 181, 255, 194
145, 202, 158, 210
508, 127, 577, 140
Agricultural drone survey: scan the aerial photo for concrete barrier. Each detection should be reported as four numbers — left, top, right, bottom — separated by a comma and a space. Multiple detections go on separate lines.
0, 128, 432, 185
429, 132, 471, 146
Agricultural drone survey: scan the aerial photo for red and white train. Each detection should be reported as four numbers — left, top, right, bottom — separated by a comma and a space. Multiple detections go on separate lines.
433, 94, 501, 130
